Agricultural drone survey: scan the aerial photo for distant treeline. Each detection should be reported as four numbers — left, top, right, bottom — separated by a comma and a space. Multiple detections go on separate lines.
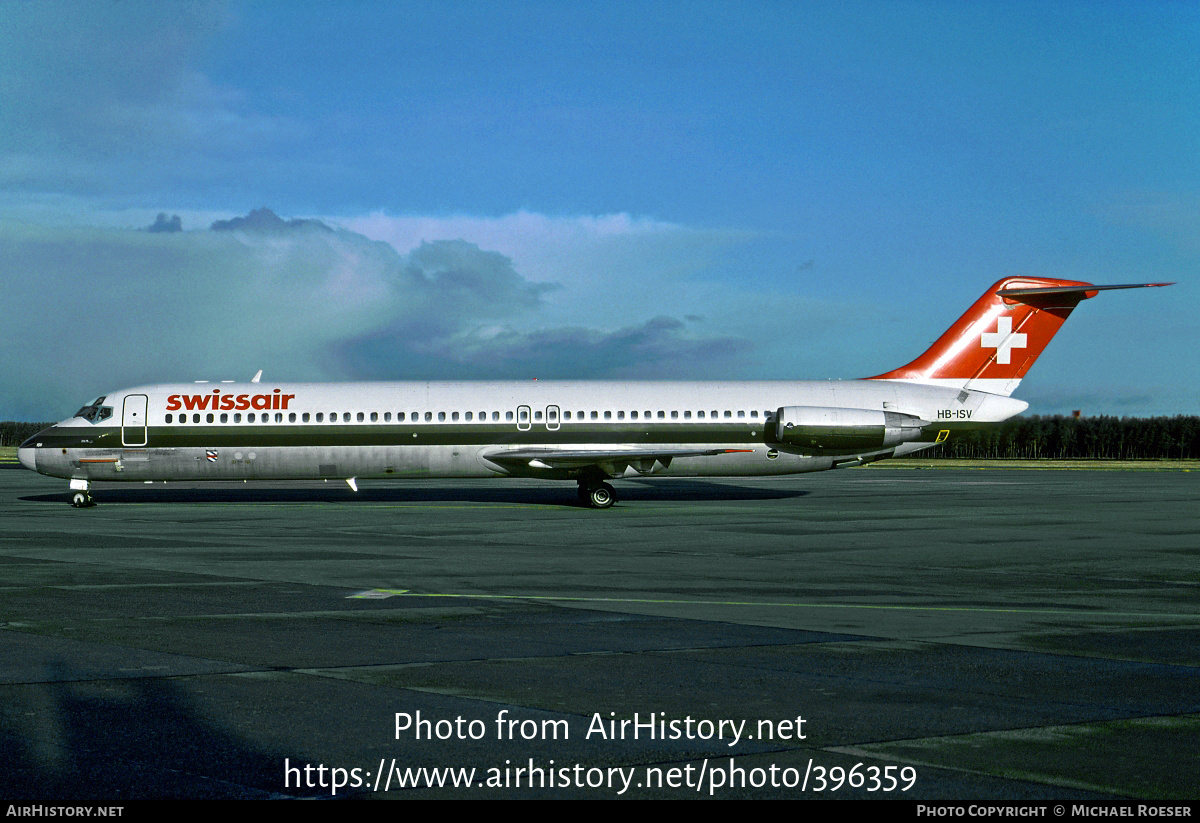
929, 415, 1200, 460
3, 416, 1199, 459
0, 422, 52, 447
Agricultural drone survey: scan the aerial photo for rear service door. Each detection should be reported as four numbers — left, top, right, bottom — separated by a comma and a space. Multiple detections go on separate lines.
122, 394, 148, 446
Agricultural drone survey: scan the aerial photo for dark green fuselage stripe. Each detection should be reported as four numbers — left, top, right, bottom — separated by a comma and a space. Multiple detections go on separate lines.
33, 423, 771, 450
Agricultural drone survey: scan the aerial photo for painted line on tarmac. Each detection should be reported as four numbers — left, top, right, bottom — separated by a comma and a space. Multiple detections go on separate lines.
349, 589, 1200, 620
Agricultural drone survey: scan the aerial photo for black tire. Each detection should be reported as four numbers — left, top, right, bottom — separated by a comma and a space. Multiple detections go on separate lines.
71, 491, 91, 508
588, 483, 615, 509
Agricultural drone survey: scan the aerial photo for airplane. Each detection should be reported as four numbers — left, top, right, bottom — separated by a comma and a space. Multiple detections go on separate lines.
18, 276, 1170, 509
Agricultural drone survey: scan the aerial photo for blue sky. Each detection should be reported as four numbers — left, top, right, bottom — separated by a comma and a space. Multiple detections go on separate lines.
1, 0, 1196, 420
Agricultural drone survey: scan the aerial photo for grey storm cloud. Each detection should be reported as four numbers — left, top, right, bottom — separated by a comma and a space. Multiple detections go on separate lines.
0, 210, 753, 419
145, 213, 183, 233
210, 208, 332, 233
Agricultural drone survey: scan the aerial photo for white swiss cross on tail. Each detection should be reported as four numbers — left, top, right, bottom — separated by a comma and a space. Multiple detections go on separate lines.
979, 315, 1027, 365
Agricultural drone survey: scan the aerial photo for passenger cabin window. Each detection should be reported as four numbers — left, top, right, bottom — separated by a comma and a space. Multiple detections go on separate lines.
303, 413, 310, 422
221, 413, 228, 423
234, 413, 242, 423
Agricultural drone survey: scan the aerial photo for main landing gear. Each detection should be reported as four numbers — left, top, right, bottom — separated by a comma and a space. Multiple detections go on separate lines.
576, 479, 616, 509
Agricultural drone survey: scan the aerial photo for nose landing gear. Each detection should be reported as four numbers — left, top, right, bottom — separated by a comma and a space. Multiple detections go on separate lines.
69, 480, 95, 508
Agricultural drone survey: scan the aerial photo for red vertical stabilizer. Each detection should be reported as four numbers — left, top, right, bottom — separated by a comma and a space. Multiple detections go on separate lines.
867, 278, 1171, 396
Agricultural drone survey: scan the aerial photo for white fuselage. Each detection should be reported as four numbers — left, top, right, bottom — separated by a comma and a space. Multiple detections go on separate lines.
19, 379, 1027, 484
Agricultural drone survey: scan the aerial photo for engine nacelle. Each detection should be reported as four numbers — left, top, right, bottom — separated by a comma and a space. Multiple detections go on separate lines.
774, 406, 928, 453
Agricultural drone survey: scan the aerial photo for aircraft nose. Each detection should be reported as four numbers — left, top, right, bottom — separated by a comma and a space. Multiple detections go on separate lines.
17, 447, 36, 471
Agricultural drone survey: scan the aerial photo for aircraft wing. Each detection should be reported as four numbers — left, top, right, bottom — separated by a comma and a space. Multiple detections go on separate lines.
482, 447, 753, 471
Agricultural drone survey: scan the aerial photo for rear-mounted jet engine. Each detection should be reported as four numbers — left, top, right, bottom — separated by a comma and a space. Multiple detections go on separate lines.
774, 406, 929, 453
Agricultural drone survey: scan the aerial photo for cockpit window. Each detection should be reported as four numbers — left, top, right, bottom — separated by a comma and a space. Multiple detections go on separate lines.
74, 397, 113, 423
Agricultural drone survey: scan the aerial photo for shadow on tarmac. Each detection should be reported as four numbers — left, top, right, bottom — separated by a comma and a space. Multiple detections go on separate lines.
19, 479, 810, 508
0, 671, 300, 800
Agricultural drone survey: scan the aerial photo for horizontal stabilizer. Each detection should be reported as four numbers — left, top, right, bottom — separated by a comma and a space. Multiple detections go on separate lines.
996, 282, 1173, 298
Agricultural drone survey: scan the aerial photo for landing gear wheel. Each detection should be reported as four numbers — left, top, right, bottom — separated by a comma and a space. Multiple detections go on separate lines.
70, 491, 93, 508
588, 483, 616, 509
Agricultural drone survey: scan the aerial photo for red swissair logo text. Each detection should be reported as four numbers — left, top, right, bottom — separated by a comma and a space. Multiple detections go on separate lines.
166, 389, 296, 412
